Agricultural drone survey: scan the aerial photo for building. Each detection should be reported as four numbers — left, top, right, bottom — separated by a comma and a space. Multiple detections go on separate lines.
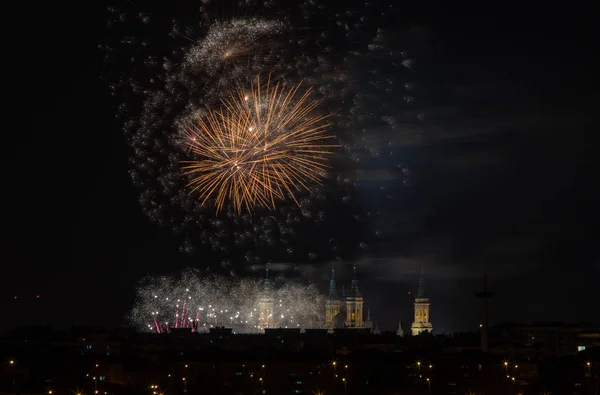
396, 320, 404, 337
257, 269, 275, 331
365, 310, 374, 331
324, 268, 341, 332
267, 266, 436, 335
345, 267, 365, 328
489, 322, 600, 358
324, 266, 366, 331
411, 269, 433, 336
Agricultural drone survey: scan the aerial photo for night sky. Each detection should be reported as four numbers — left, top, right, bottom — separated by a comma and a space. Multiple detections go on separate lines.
4, 0, 597, 333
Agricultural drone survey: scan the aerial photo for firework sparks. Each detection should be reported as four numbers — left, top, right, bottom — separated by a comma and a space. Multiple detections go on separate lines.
102, 1, 417, 266
131, 270, 325, 334
185, 19, 284, 79
181, 76, 335, 214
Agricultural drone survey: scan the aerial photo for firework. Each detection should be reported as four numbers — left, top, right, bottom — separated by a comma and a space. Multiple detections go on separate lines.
102, 1, 420, 269
131, 270, 325, 333
184, 18, 284, 87
181, 76, 335, 214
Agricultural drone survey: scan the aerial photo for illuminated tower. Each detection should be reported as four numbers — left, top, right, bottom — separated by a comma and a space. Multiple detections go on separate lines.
325, 267, 341, 331
411, 268, 433, 336
345, 267, 365, 328
258, 268, 274, 331
396, 320, 404, 337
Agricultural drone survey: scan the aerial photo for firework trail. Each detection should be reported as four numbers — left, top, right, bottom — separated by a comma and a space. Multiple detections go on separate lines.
131, 270, 325, 333
101, 0, 422, 273
182, 76, 335, 214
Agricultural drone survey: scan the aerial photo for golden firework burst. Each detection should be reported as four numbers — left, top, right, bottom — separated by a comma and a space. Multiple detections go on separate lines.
181, 76, 335, 214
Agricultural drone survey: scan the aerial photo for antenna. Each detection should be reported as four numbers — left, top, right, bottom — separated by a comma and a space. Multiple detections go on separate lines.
475, 273, 493, 352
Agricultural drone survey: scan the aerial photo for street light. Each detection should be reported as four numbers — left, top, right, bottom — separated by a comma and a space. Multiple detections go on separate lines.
182, 377, 187, 392
342, 377, 347, 394
9, 360, 17, 393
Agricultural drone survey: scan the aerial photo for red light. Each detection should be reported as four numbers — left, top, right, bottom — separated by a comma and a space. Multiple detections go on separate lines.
36, 295, 40, 299
13, 296, 17, 300
408, 291, 411, 295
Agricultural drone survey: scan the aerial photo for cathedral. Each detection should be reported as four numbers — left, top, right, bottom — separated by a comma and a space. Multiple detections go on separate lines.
257, 266, 432, 335
324, 267, 369, 331
324, 266, 433, 335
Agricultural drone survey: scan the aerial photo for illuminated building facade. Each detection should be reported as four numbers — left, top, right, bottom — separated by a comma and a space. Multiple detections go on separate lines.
345, 268, 365, 328
324, 268, 341, 331
257, 269, 274, 331
324, 266, 366, 330
411, 269, 433, 336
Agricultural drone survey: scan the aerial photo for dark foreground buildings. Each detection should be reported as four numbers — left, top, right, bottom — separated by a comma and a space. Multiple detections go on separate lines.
1, 323, 599, 395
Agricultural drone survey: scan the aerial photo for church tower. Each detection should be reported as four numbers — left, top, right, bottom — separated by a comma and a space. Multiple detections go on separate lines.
396, 320, 404, 337
411, 268, 433, 336
325, 267, 341, 331
258, 268, 274, 331
364, 309, 374, 331
345, 267, 365, 328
